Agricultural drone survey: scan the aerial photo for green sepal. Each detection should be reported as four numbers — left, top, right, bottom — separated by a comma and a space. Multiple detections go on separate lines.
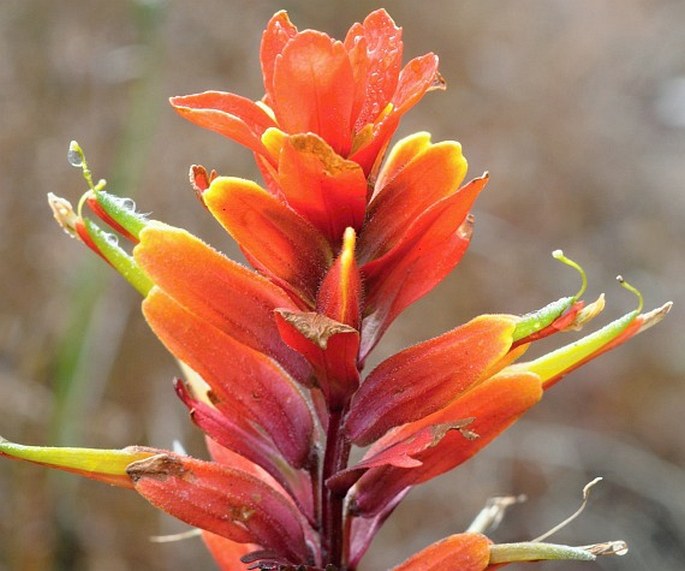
516, 309, 638, 384
83, 218, 153, 296
512, 296, 575, 342
89, 190, 148, 240
0, 436, 157, 488
490, 541, 596, 563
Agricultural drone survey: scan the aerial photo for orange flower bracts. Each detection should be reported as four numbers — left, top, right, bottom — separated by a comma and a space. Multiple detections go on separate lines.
2, 9, 669, 571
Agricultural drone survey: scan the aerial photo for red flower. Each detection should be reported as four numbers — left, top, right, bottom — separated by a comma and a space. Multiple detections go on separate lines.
170, 9, 443, 179
2, 10, 670, 571
200, 130, 484, 360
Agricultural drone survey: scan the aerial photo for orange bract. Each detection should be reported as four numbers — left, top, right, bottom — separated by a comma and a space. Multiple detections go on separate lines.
2, 8, 667, 571
170, 9, 443, 178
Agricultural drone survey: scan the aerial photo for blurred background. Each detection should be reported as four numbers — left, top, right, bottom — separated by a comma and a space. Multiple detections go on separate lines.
0, 0, 683, 569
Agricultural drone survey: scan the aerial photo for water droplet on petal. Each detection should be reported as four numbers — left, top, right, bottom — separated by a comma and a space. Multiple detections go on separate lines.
105, 233, 119, 247
119, 197, 137, 211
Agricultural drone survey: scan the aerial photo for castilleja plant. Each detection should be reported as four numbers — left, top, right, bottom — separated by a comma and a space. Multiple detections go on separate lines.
1, 9, 671, 571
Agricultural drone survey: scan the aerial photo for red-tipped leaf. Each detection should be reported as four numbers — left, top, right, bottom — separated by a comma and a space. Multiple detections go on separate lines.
205, 437, 315, 527
360, 135, 468, 262
260, 11, 298, 108
344, 9, 403, 130
392, 53, 444, 114
174, 379, 289, 487
361, 174, 488, 357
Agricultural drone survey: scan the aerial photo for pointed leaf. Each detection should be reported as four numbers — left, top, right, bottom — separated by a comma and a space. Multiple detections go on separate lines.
348, 488, 409, 568
349, 53, 442, 177
174, 380, 287, 485
143, 288, 313, 468
0, 437, 156, 488
372, 131, 432, 195
343, 26, 371, 130
346, 314, 516, 446
134, 222, 312, 386
391, 533, 491, 571
276, 134, 367, 243
127, 453, 310, 563
203, 176, 332, 306
272, 31, 355, 155
350, 372, 542, 516
169, 91, 276, 156
349, 111, 401, 178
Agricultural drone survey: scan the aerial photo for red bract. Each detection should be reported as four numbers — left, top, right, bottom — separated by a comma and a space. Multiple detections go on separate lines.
126, 453, 311, 564
391, 533, 492, 571
201, 129, 484, 358
3, 9, 669, 571
170, 9, 444, 178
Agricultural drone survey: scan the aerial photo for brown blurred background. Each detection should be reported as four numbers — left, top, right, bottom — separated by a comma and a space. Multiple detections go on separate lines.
0, 1, 683, 569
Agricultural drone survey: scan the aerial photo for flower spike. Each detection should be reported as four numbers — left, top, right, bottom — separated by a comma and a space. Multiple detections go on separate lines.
17, 9, 671, 571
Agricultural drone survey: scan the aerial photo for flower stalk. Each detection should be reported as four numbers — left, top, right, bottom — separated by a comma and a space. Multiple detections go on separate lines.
321, 408, 352, 568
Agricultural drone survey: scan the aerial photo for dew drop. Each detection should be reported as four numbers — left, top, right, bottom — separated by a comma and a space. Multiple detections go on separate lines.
105, 233, 119, 247
67, 141, 83, 167
119, 197, 137, 212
